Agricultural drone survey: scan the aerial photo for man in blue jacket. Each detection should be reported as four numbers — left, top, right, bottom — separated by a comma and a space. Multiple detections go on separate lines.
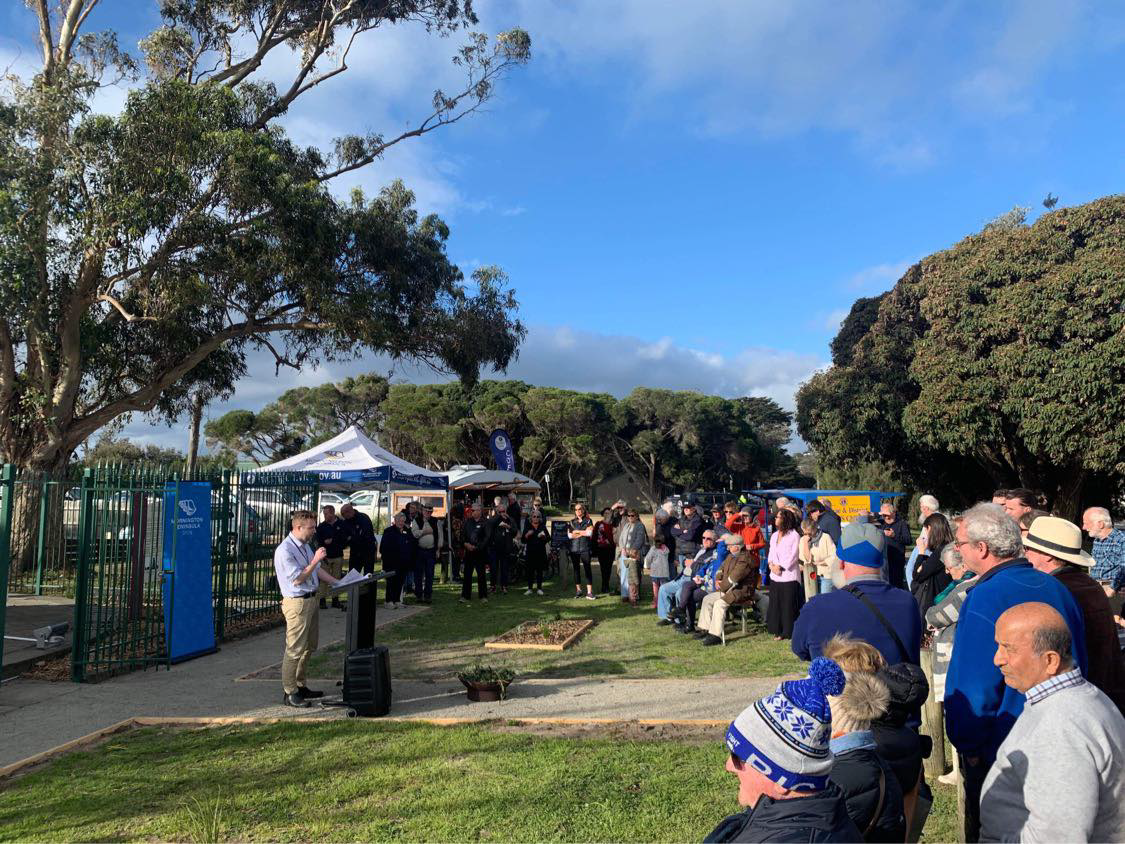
943, 502, 1087, 843
791, 521, 922, 669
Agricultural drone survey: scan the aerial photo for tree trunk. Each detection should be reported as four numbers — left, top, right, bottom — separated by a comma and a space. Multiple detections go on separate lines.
186, 392, 205, 474
1051, 467, 1087, 521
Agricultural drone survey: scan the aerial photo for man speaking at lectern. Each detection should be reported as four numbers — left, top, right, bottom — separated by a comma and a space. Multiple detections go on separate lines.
274, 510, 340, 708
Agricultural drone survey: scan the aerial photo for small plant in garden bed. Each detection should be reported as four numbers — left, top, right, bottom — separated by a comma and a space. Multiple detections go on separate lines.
491, 618, 594, 646
457, 663, 516, 700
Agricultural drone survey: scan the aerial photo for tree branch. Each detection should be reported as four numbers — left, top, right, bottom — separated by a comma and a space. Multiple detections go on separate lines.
33, 0, 54, 74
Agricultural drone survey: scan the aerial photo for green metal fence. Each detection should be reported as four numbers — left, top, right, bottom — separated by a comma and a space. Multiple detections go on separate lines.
1, 462, 317, 682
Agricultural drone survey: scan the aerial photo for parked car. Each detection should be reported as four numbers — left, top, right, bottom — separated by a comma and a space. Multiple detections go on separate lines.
318, 491, 349, 511
346, 489, 383, 522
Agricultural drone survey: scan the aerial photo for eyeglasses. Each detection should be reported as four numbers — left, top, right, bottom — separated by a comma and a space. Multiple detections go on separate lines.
627, 514, 638, 519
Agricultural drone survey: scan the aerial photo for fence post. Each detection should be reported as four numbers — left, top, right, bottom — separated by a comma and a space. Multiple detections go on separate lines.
33, 475, 49, 596
920, 647, 947, 779
216, 469, 232, 641
0, 464, 15, 676
70, 468, 94, 683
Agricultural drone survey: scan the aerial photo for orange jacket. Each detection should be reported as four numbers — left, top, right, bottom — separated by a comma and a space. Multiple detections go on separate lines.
725, 515, 767, 563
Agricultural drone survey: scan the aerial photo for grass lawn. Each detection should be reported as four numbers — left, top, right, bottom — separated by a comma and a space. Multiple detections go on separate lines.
0, 721, 960, 843
310, 580, 806, 680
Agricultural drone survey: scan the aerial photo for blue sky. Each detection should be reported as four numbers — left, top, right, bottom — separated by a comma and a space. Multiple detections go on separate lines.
4, 1, 1125, 451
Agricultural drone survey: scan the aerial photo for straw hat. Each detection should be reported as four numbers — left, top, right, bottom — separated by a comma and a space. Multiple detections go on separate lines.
1023, 516, 1094, 567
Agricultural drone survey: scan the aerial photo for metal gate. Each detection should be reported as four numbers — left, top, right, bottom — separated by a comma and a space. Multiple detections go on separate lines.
1, 463, 317, 682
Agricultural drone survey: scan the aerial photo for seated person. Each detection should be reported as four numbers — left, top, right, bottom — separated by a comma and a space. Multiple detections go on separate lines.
826, 670, 907, 842
675, 530, 725, 632
656, 532, 718, 624
695, 534, 759, 645
706, 658, 860, 843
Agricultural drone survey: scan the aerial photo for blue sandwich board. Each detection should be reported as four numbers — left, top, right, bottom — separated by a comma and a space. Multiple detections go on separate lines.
162, 481, 218, 663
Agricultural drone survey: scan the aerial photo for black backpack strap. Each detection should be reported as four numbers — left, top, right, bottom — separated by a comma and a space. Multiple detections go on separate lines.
865, 767, 887, 838
843, 584, 910, 664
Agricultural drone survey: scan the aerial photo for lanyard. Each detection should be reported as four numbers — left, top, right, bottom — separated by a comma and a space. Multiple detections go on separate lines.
288, 536, 311, 564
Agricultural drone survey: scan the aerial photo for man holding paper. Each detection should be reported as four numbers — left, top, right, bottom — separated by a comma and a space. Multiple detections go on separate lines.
274, 509, 341, 708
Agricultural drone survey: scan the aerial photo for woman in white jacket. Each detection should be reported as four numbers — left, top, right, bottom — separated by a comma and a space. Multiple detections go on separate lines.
799, 517, 838, 597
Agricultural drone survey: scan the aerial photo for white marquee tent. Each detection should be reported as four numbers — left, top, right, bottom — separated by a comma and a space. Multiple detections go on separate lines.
257, 425, 447, 491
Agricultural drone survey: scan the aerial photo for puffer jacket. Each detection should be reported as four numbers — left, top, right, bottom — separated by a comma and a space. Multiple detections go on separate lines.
871, 664, 931, 798
670, 511, 705, 559
714, 550, 761, 606
829, 736, 906, 842
703, 782, 862, 843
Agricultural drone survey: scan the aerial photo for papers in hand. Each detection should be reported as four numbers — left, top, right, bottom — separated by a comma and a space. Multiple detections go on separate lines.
335, 568, 369, 587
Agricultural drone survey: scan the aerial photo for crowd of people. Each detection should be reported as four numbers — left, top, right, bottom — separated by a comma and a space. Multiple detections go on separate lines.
274, 486, 1125, 841
703, 490, 1125, 843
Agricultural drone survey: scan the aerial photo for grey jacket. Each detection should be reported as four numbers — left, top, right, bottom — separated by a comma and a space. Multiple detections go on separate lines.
617, 520, 649, 560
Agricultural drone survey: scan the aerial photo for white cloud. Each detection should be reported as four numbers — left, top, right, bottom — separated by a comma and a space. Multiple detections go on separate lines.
117, 324, 825, 451
499, 0, 1120, 168
845, 257, 916, 292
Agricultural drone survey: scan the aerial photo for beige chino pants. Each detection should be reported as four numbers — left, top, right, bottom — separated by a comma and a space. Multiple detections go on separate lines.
281, 595, 319, 694
697, 591, 732, 636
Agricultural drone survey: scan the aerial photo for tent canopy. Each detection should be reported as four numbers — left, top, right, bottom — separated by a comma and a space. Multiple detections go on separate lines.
445, 464, 540, 492
258, 425, 448, 489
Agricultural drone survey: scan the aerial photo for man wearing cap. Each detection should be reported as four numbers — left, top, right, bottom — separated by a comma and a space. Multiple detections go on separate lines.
791, 521, 922, 669
695, 533, 758, 645
943, 503, 1088, 843
1022, 515, 1125, 715
705, 658, 860, 843
979, 603, 1125, 843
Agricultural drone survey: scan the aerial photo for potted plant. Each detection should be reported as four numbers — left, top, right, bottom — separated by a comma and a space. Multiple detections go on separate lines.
457, 663, 516, 702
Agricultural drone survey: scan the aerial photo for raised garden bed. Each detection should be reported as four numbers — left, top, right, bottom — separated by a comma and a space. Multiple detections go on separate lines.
484, 619, 595, 652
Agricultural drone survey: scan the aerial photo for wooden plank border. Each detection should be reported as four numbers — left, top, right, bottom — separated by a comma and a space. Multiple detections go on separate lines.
484, 618, 596, 652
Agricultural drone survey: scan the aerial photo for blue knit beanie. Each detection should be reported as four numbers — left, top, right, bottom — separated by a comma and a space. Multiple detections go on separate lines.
725, 658, 847, 792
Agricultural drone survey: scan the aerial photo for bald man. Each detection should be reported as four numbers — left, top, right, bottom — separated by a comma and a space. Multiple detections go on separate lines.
980, 603, 1125, 843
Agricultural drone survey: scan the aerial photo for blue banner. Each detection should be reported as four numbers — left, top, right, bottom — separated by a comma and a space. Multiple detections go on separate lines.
162, 481, 217, 663
489, 429, 516, 472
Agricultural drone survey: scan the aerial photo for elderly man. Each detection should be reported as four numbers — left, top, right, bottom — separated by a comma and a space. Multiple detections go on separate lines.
877, 502, 911, 589
944, 503, 1087, 843
656, 530, 719, 627
274, 510, 341, 707
1022, 515, 1125, 714
695, 533, 759, 646
1082, 505, 1125, 591
905, 494, 940, 590
459, 503, 490, 604
792, 521, 922, 669
980, 603, 1125, 843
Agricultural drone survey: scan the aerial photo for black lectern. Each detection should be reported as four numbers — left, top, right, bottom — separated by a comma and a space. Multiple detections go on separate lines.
330, 571, 389, 652
326, 571, 393, 717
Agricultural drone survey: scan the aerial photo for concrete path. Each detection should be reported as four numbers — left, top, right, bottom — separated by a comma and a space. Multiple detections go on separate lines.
0, 601, 793, 769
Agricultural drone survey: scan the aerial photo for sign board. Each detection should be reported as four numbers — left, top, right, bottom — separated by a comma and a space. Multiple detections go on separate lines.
550, 519, 571, 550
818, 493, 878, 524
162, 481, 217, 664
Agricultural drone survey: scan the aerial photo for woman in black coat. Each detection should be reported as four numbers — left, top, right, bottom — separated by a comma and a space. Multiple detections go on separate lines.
909, 513, 955, 619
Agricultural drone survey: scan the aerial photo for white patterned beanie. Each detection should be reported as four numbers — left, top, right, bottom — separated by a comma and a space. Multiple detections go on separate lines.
725, 657, 847, 792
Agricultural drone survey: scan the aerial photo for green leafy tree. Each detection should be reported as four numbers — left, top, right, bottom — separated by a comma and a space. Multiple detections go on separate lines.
379, 383, 472, 469
0, 0, 531, 472
271, 374, 390, 446
798, 196, 1125, 517
203, 407, 304, 466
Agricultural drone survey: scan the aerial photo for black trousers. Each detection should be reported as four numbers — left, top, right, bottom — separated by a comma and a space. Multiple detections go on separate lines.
460, 552, 488, 600
596, 547, 615, 592
677, 581, 706, 628
765, 580, 804, 639
526, 554, 545, 590
961, 754, 988, 843
385, 568, 406, 604
571, 549, 593, 589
